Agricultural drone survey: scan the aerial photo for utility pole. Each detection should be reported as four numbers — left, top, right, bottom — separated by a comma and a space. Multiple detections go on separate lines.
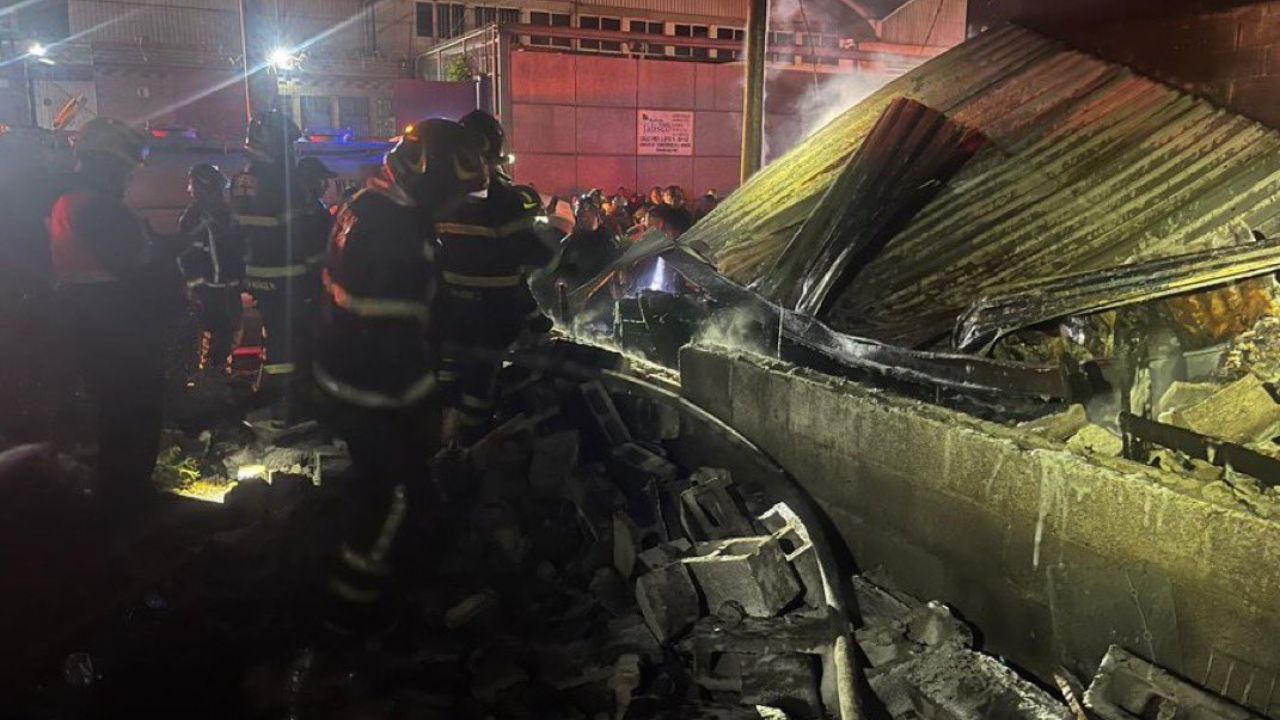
237, 0, 252, 122
739, 0, 768, 183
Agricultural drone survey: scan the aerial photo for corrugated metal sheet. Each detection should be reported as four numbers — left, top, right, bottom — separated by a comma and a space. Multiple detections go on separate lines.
684, 25, 1280, 348
70, 0, 239, 48
878, 0, 965, 46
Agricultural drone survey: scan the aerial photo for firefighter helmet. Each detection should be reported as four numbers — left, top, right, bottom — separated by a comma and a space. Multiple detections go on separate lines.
385, 118, 488, 200
246, 108, 301, 161
297, 156, 337, 181
459, 109, 508, 165
74, 117, 149, 166
188, 163, 229, 193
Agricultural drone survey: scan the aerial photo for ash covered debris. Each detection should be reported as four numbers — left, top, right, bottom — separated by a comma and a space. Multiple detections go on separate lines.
2, 362, 1082, 719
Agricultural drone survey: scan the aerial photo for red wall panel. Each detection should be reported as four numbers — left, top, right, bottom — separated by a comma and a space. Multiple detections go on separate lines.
575, 55, 639, 107
576, 106, 637, 155
512, 103, 577, 154
637, 61, 697, 109
576, 155, 637, 193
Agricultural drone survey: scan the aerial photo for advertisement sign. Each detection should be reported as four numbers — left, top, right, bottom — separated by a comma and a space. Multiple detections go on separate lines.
637, 110, 694, 156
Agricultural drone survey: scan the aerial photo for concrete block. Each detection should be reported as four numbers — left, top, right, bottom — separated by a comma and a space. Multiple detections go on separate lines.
638, 538, 694, 572
760, 504, 826, 609
635, 561, 702, 643
684, 535, 801, 618
528, 430, 579, 495
580, 380, 632, 447
1065, 424, 1123, 457
1018, 404, 1088, 442
609, 442, 676, 529
1170, 373, 1280, 444
740, 653, 823, 720
681, 467, 754, 540
1085, 646, 1261, 720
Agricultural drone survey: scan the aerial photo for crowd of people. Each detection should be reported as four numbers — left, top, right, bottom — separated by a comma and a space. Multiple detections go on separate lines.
550, 184, 720, 241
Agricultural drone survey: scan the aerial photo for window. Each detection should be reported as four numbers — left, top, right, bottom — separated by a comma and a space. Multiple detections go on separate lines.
415, 2, 433, 37
802, 34, 840, 66
579, 15, 621, 52
300, 96, 331, 131
715, 26, 744, 60
673, 23, 710, 59
627, 20, 665, 56
498, 8, 520, 25
767, 31, 795, 64
529, 11, 571, 48
436, 3, 465, 38
475, 6, 496, 26
338, 96, 370, 138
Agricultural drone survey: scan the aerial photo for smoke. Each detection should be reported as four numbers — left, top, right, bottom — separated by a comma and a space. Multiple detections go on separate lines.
692, 304, 780, 360
794, 73, 884, 140
756, 0, 892, 159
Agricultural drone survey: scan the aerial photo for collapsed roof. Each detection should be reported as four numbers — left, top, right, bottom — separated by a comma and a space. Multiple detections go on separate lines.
682, 24, 1280, 350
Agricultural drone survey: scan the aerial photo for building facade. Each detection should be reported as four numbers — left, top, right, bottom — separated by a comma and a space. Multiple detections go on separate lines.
0, 0, 965, 142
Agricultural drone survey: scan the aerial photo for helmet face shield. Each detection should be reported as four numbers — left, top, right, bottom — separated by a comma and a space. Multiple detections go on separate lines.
188, 163, 229, 195
246, 109, 301, 161
385, 119, 488, 201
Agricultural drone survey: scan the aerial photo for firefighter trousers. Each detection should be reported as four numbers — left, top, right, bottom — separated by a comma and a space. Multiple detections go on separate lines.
319, 397, 443, 634
54, 282, 165, 510
248, 277, 317, 419
436, 286, 540, 444
191, 284, 243, 377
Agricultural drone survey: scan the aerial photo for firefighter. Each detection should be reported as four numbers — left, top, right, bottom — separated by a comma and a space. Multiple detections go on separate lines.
313, 118, 488, 635
49, 117, 175, 511
435, 109, 557, 444
232, 109, 324, 422
178, 163, 243, 383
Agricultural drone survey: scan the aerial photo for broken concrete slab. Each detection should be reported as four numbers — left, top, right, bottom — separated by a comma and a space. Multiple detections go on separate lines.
684, 536, 801, 618
1084, 645, 1261, 720
1019, 404, 1089, 443
1065, 424, 1123, 457
635, 562, 702, 643
739, 653, 823, 720
1169, 373, 1280, 444
1155, 382, 1218, 424
868, 648, 1072, 720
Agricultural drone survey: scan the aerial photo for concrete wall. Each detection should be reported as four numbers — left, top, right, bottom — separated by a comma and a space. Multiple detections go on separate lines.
507, 52, 888, 197
508, 52, 744, 197
679, 345, 1280, 717
970, 0, 1280, 131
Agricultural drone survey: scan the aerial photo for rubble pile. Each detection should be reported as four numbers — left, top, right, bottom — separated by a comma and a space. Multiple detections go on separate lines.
376, 372, 849, 719
852, 577, 1070, 720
